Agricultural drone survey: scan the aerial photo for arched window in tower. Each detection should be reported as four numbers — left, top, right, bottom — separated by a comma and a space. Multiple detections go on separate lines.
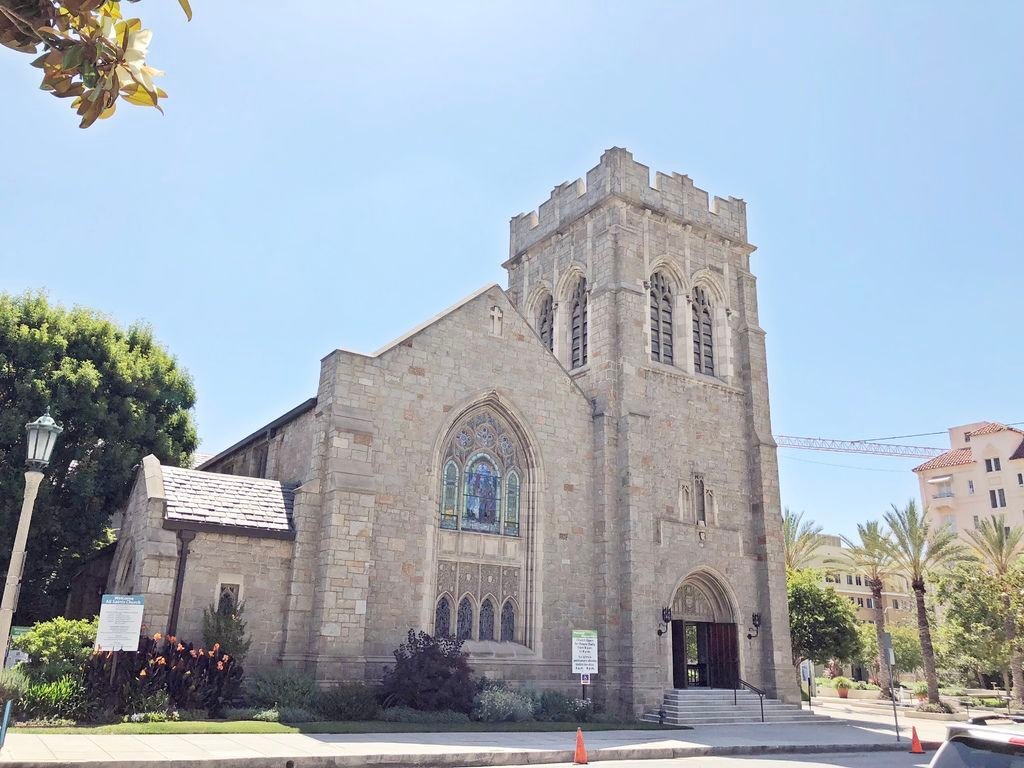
694, 475, 706, 524
463, 456, 502, 534
440, 460, 459, 530
692, 286, 715, 376
570, 277, 588, 369
538, 294, 554, 353
435, 596, 452, 638
479, 598, 496, 641
650, 271, 673, 364
457, 596, 474, 641
500, 600, 516, 642
505, 470, 521, 537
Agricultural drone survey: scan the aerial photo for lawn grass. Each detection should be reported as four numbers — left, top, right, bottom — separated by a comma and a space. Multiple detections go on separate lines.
14, 719, 684, 736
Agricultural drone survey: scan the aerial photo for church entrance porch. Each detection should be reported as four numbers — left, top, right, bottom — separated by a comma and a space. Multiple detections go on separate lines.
669, 572, 739, 689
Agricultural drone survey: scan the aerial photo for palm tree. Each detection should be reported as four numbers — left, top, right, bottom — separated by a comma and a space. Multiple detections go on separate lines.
783, 508, 826, 572
837, 521, 897, 694
966, 516, 1024, 706
883, 500, 962, 704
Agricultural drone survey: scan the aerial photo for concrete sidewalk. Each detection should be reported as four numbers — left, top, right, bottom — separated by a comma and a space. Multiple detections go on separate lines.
0, 713, 947, 767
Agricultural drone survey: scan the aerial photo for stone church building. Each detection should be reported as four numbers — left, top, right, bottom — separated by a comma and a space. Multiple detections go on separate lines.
110, 149, 796, 714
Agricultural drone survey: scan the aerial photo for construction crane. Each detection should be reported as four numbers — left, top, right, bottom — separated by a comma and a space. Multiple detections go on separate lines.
773, 435, 942, 459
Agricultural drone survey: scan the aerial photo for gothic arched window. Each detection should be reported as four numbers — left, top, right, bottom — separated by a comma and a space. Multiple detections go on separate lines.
463, 456, 501, 534
457, 596, 474, 641
500, 600, 516, 642
692, 286, 714, 376
570, 277, 588, 369
505, 470, 521, 537
440, 460, 459, 530
538, 294, 554, 353
650, 271, 673, 364
435, 596, 452, 638
479, 598, 496, 641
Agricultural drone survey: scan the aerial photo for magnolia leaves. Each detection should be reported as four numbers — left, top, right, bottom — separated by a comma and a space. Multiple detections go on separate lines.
2, 0, 191, 128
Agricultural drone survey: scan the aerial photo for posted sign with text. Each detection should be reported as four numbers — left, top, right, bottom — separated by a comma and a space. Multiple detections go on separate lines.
95, 595, 145, 652
571, 629, 598, 674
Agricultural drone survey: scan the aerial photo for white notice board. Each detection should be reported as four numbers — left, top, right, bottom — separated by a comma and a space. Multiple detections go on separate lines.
571, 629, 598, 674
95, 595, 145, 652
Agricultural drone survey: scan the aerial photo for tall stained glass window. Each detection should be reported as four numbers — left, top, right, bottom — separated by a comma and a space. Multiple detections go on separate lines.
440, 460, 459, 530
650, 271, 673, 364
435, 596, 452, 638
463, 456, 501, 534
538, 294, 554, 352
457, 597, 474, 641
570, 278, 588, 369
692, 286, 714, 375
500, 600, 516, 642
479, 599, 495, 641
505, 471, 520, 537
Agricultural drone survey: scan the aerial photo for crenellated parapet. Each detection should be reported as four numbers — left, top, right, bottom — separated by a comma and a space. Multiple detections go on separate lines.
509, 147, 747, 258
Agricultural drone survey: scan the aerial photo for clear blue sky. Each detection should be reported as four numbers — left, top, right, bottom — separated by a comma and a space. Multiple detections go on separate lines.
3, 2, 1022, 539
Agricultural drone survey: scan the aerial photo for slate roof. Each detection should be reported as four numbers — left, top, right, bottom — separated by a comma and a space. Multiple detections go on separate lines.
913, 447, 974, 473
162, 465, 294, 537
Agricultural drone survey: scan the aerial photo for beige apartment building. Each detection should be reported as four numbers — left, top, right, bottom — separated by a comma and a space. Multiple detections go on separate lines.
914, 422, 1024, 540
811, 535, 914, 625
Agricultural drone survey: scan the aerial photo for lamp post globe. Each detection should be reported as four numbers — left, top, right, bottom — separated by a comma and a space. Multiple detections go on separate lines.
25, 409, 63, 469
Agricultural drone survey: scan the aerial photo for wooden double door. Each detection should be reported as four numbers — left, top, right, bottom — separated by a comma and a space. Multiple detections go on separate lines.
671, 620, 739, 689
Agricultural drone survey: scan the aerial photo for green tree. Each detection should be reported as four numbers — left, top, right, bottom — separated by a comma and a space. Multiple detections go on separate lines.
937, 563, 1015, 689
965, 516, 1024, 704
787, 569, 861, 667
783, 508, 826, 572
856, 624, 921, 684
0, 0, 190, 128
837, 521, 897, 694
882, 499, 962, 704
0, 292, 197, 621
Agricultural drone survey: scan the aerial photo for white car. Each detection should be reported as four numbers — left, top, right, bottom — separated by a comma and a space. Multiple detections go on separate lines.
929, 716, 1024, 768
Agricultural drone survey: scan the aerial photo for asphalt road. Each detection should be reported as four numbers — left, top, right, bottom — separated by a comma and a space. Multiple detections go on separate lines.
486, 750, 932, 768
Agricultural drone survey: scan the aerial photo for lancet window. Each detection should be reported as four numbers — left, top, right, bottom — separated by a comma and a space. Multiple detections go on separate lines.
538, 294, 554, 352
570, 278, 588, 369
479, 598, 496, 641
650, 271, 673, 364
692, 286, 715, 376
500, 600, 516, 642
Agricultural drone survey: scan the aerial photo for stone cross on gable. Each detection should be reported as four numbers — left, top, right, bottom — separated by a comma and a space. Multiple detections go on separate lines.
490, 306, 504, 337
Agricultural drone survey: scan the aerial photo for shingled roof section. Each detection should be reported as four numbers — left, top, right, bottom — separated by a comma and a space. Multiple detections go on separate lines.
913, 447, 974, 473
161, 465, 294, 538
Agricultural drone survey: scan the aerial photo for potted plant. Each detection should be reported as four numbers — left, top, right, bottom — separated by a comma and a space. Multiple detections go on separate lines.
834, 677, 852, 699
913, 681, 928, 702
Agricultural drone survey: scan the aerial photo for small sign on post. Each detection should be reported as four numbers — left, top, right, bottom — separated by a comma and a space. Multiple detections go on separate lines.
572, 629, 598, 701
95, 595, 145, 652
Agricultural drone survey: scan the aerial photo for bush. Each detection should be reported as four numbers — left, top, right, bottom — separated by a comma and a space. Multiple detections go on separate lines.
223, 707, 261, 721
472, 688, 535, 722
381, 706, 471, 724
832, 676, 851, 690
252, 707, 281, 722
122, 710, 180, 723
84, 634, 244, 718
536, 690, 576, 722
918, 702, 955, 714
202, 602, 252, 663
12, 617, 97, 682
981, 697, 1007, 708
277, 706, 321, 723
380, 630, 475, 713
913, 681, 929, 696
815, 676, 835, 688
940, 685, 967, 697
245, 667, 317, 709
0, 667, 29, 707
570, 697, 593, 723
21, 676, 88, 721
316, 682, 380, 721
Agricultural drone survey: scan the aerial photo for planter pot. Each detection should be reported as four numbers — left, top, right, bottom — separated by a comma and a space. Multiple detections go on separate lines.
837, 688, 849, 699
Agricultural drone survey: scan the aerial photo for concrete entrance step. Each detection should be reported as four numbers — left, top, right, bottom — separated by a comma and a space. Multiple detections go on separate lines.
646, 687, 834, 726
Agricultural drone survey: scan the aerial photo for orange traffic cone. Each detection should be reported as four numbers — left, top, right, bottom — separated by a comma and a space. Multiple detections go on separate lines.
910, 726, 924, 754
574, 726, 588, 764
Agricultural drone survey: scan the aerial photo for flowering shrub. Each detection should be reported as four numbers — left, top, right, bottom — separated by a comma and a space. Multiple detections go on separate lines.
472, 687, 535, 722
85, 633, 243, 718
570, 697, 593, 722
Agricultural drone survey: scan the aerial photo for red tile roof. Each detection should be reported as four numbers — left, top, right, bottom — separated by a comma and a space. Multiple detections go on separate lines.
913, 447, 974, 473
969, 422, 1024, 437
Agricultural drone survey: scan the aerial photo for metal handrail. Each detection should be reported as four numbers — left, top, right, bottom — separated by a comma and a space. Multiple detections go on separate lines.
734, 678, 766, 722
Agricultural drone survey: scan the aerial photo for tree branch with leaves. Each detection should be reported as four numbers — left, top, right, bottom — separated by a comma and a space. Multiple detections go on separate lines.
0, 0, 190, 128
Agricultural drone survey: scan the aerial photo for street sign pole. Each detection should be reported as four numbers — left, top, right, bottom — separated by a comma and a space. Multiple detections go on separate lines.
881, 631, 900, 742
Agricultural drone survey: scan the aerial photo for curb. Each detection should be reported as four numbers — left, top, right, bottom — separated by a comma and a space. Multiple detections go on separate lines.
1, 741, 944, 768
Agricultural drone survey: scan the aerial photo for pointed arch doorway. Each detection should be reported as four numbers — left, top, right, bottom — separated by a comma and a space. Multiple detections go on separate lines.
670, 572, 739, 689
